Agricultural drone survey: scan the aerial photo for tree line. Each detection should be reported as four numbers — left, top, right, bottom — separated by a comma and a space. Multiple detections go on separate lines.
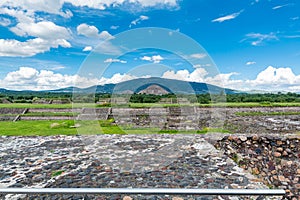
129, 93, 300, 104
1, 92, 300, 104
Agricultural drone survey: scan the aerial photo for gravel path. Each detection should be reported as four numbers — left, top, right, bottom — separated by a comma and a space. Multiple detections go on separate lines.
0, 135, 281, 200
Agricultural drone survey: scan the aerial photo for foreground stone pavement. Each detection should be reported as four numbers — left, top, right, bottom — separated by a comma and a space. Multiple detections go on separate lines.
0, 135, 283, 200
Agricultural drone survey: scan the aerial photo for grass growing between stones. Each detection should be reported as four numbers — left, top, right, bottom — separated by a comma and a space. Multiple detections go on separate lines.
128, 103, 199, 108
196, 127, 231, 134
51, 170, 65, 177
120, 128, 201, 134
235, 111, 300, 116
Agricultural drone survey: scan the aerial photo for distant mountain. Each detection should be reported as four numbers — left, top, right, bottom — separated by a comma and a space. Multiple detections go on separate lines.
72, 77, 238, 94
48, 87, 77, 93
138, 84, 170, 95
0, 77, 240, 95
110, 77, 239, 94
0, 88, 8, 93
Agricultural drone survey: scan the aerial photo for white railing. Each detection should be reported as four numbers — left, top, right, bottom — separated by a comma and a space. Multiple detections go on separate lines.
0, 188, 286, 196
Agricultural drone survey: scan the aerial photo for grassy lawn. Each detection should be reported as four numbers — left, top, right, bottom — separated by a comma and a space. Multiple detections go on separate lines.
0, 120, 126, 136
0, 120, 77, 136
0, 119, 226, 136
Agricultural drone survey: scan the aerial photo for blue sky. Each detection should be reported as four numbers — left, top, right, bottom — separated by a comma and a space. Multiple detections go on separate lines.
0, 0, 299, 92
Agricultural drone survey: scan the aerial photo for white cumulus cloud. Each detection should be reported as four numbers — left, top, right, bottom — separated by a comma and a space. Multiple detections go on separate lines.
250, 66, 298, 85
140, 55, 164, 63
2, 66, 300, 92
77, 23, 113, 40
0, 67, 99, 90
212, 66, 300, 92
11, 21, 71, 40
0, 0, 178, 22
0, 0, 176, 57
76, 24, 117, 54
204, 72, 241, 89
0, 38, 71, 57
0, 16, 71, 57
162, 68, 208, 83
64, 0, 178, 10
98, 73, 142, 85
83, 46, 92, 51
0, 0, 70, 18
0, 67, 150, 90
0, 6, 35, 23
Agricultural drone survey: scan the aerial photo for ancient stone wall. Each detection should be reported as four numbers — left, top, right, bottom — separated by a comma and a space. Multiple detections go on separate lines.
224, 107, 300, 134
109, 107, 300, 131
0, 116, 15, 121
28, 108, 77, 113
20, 116, 74, 120
76, 108, 110, 120
0, 108, 26, 114
215, 134, 300, 198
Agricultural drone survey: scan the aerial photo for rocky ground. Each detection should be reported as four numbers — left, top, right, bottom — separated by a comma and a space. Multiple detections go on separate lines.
0, 134, 282, 200
215, 134, 300, 199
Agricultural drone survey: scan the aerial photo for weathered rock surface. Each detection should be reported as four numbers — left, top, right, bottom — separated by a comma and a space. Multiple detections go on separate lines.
0, 135, 279, 200
215, 134, 300, 199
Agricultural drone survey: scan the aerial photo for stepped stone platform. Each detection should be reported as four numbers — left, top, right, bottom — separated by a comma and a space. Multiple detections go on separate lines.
0, 134, 285, 200
1, 106, 300, 135
0, 108, 27, 121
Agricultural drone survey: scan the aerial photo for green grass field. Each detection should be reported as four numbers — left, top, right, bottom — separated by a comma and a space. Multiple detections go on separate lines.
0, 120, 128, 136
0, 120, 77, 136
0, 120, 213, 136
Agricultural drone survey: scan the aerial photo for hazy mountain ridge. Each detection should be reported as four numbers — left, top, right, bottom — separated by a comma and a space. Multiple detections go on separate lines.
1, 77, 240, 94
